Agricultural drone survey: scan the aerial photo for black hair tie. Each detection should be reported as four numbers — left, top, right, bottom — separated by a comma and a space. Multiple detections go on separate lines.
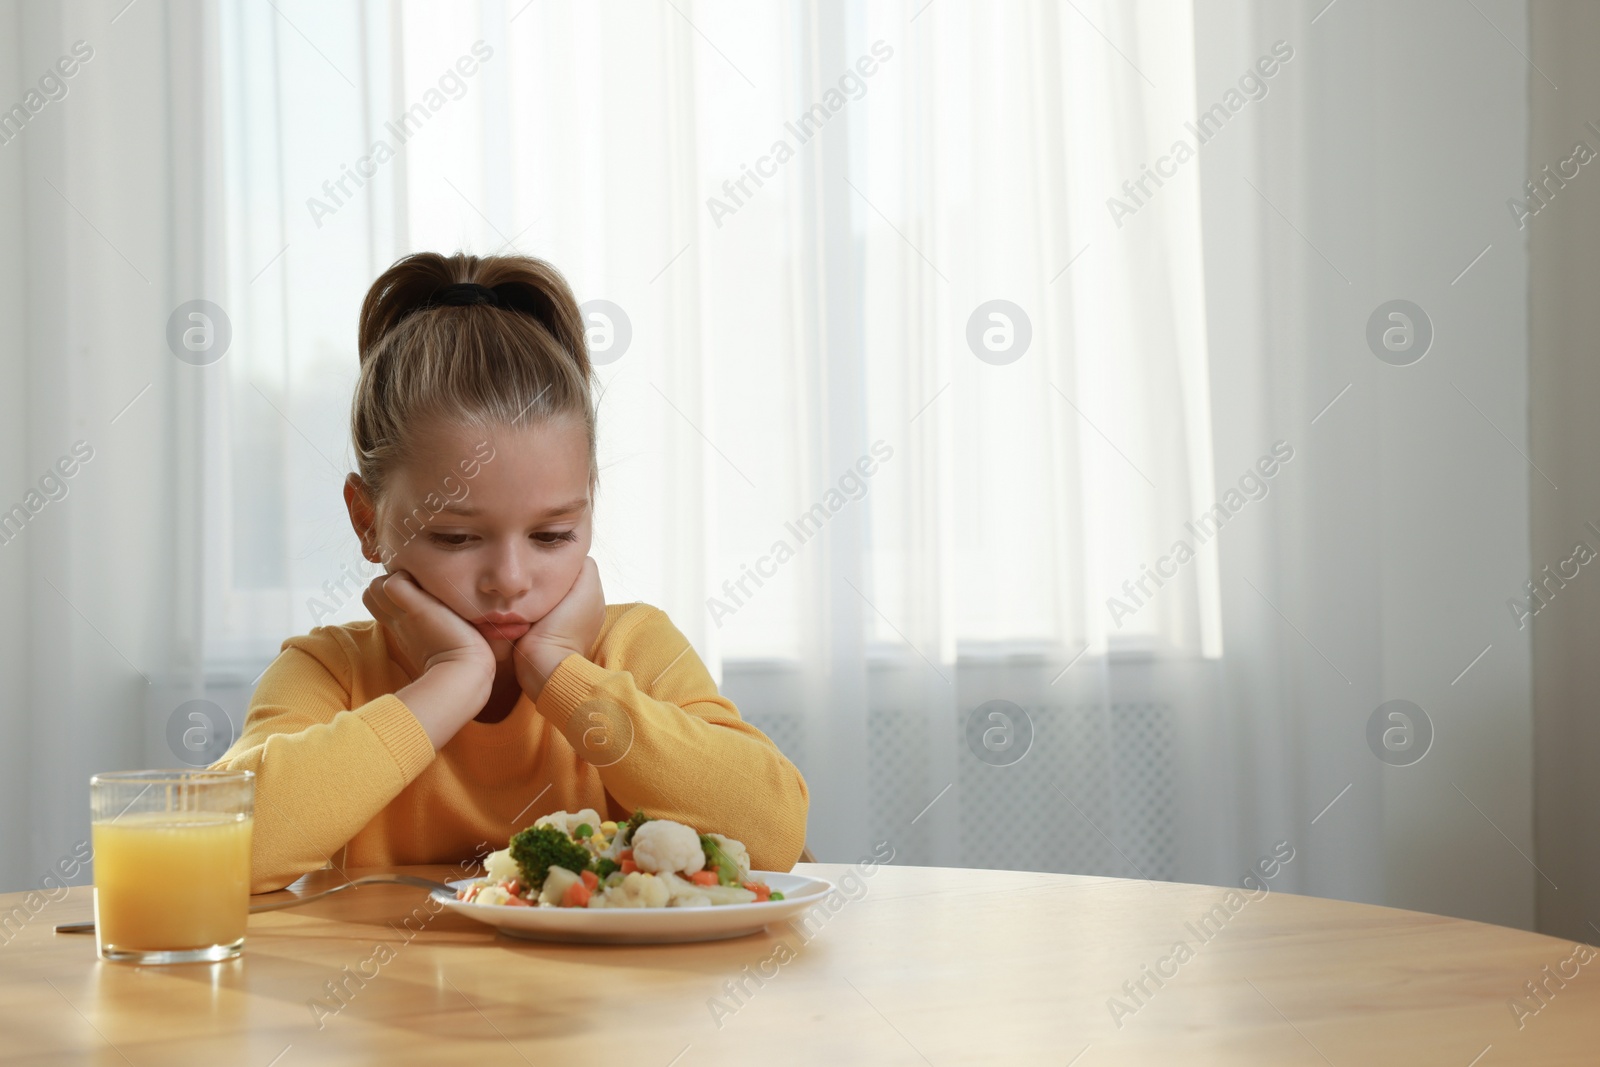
412, 279, 550, 329
431, 282, 500, 307
416, 281, 543, 323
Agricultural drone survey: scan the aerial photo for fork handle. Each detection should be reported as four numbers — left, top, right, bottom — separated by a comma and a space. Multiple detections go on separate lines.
52, 873, 457, 934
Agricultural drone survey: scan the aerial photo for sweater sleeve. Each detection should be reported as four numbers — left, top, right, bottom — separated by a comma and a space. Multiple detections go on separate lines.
535, 607, 810, 872
209, 639, 436, 893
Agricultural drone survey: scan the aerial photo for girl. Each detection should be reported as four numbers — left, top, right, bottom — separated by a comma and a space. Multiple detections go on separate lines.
212, 252, 810, 894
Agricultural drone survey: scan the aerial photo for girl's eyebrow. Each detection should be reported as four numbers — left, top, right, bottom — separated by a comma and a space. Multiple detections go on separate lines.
440, 498, 588, 520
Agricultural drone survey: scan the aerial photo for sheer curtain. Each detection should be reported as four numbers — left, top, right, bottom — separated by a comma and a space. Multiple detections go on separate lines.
0, 0, 1536, 935
0, 0, 219, 892
1192, 0, 1534, 927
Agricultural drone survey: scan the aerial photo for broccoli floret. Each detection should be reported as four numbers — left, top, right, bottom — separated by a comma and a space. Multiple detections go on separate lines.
700, 834, 743, 887
593, 857, 620, 880
612, 809, 652, 850
509, 825, 592, 891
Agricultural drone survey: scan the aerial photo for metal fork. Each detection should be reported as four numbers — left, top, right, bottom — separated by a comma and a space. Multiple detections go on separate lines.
53, 873, 460, 934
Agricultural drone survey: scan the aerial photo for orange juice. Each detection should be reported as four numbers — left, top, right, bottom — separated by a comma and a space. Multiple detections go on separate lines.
92, 811, 252, 953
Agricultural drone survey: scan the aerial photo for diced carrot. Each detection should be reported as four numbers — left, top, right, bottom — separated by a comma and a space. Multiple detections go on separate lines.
581, 869, 599, 890
505, 880, 519, 897
743, 881, 772, 902
503, 894, 531, 906
620, 858, 638, 875
618, 848, 633, 861
690, 870, 720, 886
561, 881, 592, 908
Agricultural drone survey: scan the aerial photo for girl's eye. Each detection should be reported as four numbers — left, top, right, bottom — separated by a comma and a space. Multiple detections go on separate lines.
426, 531, 575, 548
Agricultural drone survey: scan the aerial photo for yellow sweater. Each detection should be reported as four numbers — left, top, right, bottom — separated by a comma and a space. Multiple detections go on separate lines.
212, 603, 810, 893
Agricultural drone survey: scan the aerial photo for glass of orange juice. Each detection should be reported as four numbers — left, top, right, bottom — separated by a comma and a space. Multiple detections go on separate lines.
90, 769, 254, 964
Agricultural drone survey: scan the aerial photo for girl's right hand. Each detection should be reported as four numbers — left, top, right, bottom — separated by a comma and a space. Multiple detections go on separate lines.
362, 571, 495, 682
363, 571, 496, 750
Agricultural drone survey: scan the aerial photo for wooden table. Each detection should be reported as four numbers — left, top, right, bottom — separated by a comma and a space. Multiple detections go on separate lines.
1, 863, 1596, 1064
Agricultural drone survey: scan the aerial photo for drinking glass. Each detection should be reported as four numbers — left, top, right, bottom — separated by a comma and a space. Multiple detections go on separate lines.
90, 769, 254, 964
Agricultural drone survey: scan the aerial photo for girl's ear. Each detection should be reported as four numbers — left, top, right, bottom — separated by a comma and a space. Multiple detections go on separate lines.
344, 474, 383, 563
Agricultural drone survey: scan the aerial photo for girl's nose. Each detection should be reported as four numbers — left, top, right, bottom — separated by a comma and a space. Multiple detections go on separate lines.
480, 540, 534, 601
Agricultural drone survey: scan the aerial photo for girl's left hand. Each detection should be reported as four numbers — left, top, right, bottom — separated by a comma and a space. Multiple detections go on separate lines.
513, 556, 606, 701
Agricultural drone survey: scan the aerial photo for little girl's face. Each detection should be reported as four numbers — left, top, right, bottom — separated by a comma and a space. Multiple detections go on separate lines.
361, 414, 593, 663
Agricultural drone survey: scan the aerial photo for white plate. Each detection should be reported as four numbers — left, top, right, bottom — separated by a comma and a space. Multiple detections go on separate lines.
432, 872, 835, 945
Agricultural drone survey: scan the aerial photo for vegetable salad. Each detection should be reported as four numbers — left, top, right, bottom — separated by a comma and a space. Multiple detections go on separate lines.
455, 809, 785, 910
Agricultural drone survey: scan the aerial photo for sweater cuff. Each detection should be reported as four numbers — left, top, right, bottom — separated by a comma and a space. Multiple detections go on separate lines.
535, 653, 613, 732
359, 693, 437, 779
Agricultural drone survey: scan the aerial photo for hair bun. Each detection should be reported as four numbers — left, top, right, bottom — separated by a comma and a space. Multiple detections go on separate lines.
358, 252, 590, 379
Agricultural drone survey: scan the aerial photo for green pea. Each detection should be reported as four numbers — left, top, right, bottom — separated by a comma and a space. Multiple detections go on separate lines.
769, 891, 785, 901
574, 823, 594, 839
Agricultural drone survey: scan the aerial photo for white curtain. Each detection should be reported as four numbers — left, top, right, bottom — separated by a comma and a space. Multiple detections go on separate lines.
0, 0, 1537, 936
0, 0, 218, 896
1191, 0, 1534, 927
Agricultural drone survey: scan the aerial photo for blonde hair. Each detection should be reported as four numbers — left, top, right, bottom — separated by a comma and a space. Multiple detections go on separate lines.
350, 251, 596, 502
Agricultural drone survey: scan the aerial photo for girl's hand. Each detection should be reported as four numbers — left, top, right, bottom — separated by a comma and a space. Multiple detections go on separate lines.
363, 571, 496, 684
512, 556, 606, 701
364, 570, 498, 750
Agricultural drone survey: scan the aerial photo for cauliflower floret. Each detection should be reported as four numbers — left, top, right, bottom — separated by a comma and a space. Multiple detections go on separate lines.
700, 883, 758, 906
533, 809, 603, 837
538, 866, 584, 906
653, 872, 758, 908
472, 884, 513, 907
706, 833, 752, 880
657, 871, 712, 908
483, 848, 519, 884
631, 819, 706, 877
592, 871, 669, 909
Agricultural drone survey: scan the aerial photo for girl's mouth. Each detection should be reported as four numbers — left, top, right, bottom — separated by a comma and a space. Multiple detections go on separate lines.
473, 615, 531, 642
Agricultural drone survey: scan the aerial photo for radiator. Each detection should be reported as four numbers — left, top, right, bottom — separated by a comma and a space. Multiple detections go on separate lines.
739, 698, 1178, 879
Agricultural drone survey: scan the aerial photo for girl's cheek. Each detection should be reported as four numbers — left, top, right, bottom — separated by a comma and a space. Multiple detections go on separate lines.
402, 563, 458, 610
